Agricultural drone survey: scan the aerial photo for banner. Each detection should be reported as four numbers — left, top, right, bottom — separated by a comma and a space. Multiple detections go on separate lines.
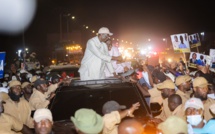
209, 49, 215, 68
188, 33, 201, 48
188, 52, 210, 68
170, 33, 190, 53
0, 52, 6, 79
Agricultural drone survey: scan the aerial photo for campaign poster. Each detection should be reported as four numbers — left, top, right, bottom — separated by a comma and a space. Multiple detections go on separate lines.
170, 33, 190, 53
0, 52, 6, 79
209, 49, 215, 68
188, 52, 210, 68
188, 33, 201, 48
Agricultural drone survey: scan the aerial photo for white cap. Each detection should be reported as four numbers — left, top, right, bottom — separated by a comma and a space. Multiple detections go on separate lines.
33, 108, 53, 123
12, 76, 17, 80
98, 27, 113, 36
20, 69, 28, 74
184, 98, 204, 111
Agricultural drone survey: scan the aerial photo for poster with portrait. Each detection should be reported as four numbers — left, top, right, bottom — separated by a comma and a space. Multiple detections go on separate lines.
188, 52, 211, 68
209, 49, 215, 68
188, 33, 201, 48
170, 33, 190, 53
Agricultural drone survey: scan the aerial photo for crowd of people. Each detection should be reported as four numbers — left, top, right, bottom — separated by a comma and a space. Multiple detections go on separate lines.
1, 27, 215, 134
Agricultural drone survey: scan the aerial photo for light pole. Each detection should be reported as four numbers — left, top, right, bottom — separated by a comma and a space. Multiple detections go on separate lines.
59, 14, 62, 41
59, 13, 75, 42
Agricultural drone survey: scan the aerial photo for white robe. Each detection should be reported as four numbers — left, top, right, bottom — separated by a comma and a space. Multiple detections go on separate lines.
106, 46, 131, 75
78, 36, 114, 80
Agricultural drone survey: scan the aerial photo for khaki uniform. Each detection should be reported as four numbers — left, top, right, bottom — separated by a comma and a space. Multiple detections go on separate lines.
155, 98, 172, 121
0, 113, 23, 134
102, 111, 121, 134
45, 83, 58, 96
0, 92, 9, 101
171, 104, 186, 121
148, 85, 163, 105
176, 90, 190, 104
3, 98, 34, 128
29, 89, 50, 110
203, 98, 215, 121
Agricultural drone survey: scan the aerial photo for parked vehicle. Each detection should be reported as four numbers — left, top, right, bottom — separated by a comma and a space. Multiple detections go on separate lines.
45, 64, 80, 81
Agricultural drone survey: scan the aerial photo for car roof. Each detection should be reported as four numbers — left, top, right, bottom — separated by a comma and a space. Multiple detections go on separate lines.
48, 64, 80, 71
49, 78, 151, 123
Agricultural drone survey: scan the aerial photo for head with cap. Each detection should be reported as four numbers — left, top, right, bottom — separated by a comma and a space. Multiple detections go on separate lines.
97, 27, 113, 43
102, 100, 126, 115
184, 98, 204, 127
157, 79, 175, 99
34, 78, 48, 93
157, 116, 188, 134
175, 75, 192, 92
4, 73, 10, 81
21, 82, 33, 95
193, 77, 210, 101
50, 74, 60, 84
71, 108, 103, 134
118, 118, 144, 134
8, 80, 22, 102
33, 108, 53, 134
168, 94, 182, 112
152, 69, 166, 84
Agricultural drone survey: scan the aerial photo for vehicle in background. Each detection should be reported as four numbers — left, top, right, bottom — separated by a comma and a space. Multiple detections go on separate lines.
45, 64, 80, 81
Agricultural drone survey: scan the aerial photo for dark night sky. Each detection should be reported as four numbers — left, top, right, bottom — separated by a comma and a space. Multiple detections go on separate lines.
0, 0, 215, 62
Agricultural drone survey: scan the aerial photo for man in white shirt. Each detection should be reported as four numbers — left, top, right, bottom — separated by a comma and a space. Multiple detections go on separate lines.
78, 27, 122, 80
104, 39, 132, 77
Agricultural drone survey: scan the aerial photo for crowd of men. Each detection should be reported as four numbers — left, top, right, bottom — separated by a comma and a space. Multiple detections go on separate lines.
1, 27, 215, 134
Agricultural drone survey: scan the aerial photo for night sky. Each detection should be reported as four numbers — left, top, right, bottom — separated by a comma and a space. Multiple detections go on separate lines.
0, 0, 215, 63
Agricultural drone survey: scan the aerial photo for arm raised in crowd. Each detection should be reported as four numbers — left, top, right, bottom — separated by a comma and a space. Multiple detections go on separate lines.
119, 102, 140, 119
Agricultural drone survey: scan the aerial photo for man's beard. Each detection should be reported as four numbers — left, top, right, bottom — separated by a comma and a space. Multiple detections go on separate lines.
8, 92, 21, 101
194, 92, 207, 101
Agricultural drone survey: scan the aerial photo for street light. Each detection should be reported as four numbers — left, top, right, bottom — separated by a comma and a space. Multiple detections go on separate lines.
71, 16, 75, 20
200, 32, 204, 36
200, 32, 205, 41
59, 13, 75, 41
